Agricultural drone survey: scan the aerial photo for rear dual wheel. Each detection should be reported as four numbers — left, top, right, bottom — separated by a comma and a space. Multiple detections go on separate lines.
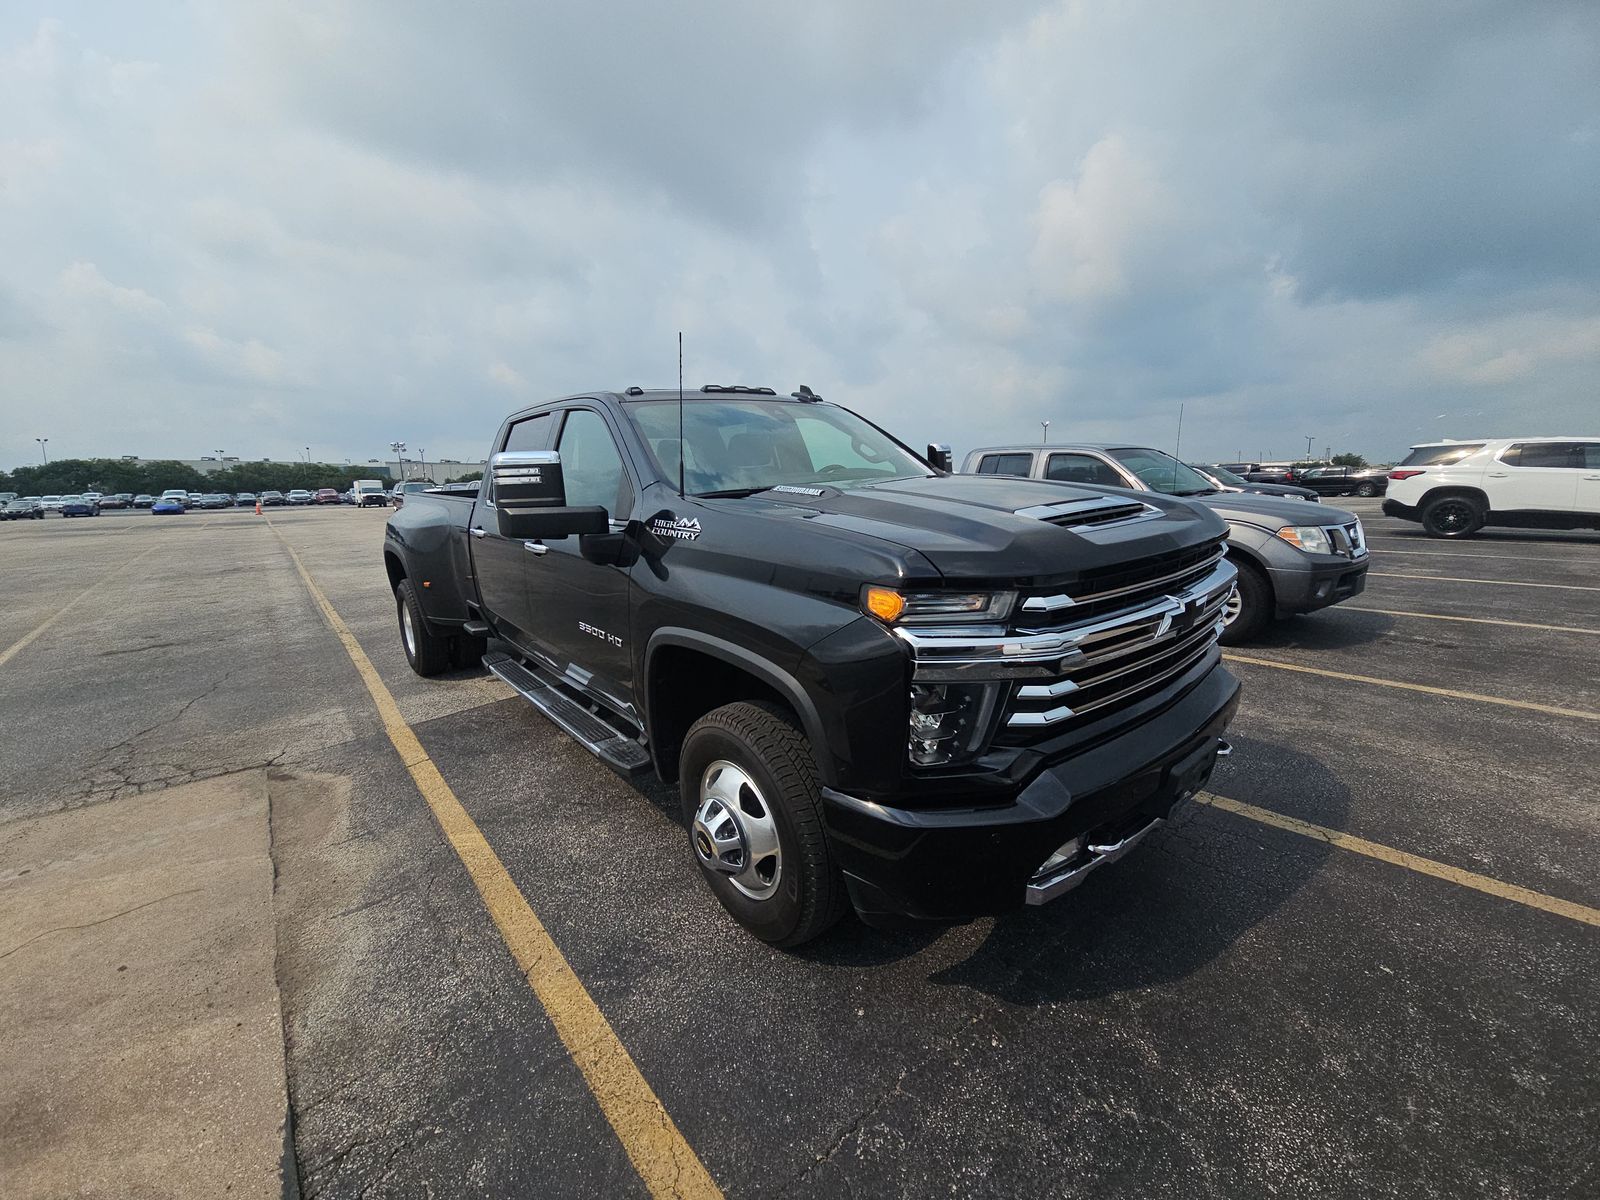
395, 579, 485, 675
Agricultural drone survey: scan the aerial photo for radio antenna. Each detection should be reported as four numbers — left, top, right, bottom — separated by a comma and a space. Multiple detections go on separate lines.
677, 331, 686, 498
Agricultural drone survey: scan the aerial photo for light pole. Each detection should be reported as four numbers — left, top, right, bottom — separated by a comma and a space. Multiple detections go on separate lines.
35, 437, 48, 463
1040, 420, 1050, 446
1305, 435, 1314, 459
418, 448, 427, 481
304, 446, 311, 464
390, 441, 407, 481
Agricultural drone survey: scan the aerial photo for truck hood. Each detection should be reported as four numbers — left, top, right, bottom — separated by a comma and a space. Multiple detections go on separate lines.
725, 475, 1227, 584
1196, 492, 1357, 527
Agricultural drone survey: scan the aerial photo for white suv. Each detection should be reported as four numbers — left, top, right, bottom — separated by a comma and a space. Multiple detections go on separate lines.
1384, 438, 1600, 537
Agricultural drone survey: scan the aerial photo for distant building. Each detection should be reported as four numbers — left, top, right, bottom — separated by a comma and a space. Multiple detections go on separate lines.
384, 458, 487, 482
110, 456, 399, 478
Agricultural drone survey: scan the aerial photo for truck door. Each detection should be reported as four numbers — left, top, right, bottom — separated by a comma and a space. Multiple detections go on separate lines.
524, 405, 637, 716
472, 411, 554, 650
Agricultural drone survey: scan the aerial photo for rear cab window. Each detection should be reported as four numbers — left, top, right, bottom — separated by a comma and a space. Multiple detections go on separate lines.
976, 453, 1034, 477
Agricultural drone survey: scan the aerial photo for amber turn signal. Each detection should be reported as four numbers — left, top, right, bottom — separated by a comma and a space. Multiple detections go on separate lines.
862, 586, 906, 623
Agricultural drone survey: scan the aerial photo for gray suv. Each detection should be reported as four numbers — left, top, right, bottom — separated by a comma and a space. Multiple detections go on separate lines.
963, 444, 1370, 642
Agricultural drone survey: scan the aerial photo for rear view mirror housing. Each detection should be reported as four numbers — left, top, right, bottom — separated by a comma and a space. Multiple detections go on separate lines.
490, 450, 609, 539
926, 443, 954, 473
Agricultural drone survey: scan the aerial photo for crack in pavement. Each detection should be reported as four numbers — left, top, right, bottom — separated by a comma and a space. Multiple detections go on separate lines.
788, 1009, 989, 1194
0, 888, 203, 961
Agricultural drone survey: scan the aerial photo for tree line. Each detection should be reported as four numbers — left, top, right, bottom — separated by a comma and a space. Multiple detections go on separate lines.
0, 458, 393, 496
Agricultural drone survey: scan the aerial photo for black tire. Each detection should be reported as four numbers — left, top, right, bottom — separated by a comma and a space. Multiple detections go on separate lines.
1219, 559, 1272, 645
1422, 495, 1483, 539
395, 578, 452, 676
1355, 482, 1377, 497
679, 701, 846, 948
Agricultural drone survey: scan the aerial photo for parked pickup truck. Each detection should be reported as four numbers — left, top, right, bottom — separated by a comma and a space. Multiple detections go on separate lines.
384, 386, 1240, 945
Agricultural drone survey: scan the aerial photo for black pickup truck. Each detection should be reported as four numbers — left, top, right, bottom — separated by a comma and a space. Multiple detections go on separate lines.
383, 386, 1241, 946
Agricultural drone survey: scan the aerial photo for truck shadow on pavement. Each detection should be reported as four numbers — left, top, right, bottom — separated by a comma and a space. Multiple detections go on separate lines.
794, 739, 1347, 1008
1247, 610, 1395, 651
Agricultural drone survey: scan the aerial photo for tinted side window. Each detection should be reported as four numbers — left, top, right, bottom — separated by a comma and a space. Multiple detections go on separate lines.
1045, 453, 1125, 487
1582, 442, 1600, 469
1399, 443, 1485, 466
558, 409, 631, 518
977, 453, 1034, 476
503, 412, 553, 453
1509, 442, 1582, 469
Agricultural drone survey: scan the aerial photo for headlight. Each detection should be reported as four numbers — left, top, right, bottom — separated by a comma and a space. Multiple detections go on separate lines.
861, 587, 1015, 625
1276, 525, 1334, 554
907, 682, 1003, 767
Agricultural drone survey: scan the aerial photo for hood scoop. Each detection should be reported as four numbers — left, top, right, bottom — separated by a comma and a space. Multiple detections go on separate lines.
1013, 494, 1160, 531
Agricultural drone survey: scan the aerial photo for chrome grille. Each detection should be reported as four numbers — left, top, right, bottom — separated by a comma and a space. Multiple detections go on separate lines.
1020, 538, 1227, 624
895, 556, 1237, 740
1003, 591, 1230, 731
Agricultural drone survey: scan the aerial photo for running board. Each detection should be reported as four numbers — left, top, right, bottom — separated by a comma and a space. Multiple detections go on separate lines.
483, 650, 651, 775
462, 619, 491, 638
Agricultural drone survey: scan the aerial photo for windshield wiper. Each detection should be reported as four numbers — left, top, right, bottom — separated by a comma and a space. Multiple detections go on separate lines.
1171, 488, 1218, 497
694, 486, 774, 499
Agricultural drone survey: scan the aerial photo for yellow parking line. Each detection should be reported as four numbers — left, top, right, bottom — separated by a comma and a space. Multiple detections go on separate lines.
266, 519, 721, 1200
1340, 607, 1600, 636
0, 540, 165, 669
1197, 792, 1600, 929
1222, 653, 1600, 721
1369, 571, 1600, 592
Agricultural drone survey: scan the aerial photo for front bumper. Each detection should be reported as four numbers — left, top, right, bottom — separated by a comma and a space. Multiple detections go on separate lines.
1268, 553, 1368, 616
821, 662, 1240, 923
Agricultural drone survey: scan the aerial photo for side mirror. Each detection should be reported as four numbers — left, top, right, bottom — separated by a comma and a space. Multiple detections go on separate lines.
926, 443, 954, 473
489, 450, 608, 538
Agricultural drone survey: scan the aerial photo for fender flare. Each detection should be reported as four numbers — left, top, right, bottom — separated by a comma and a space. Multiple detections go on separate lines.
643, 627, 833, 783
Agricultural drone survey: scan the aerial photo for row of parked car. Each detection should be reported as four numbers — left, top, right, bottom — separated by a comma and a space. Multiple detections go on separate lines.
0, 484, 404, 518
1217, 462, 1392, 497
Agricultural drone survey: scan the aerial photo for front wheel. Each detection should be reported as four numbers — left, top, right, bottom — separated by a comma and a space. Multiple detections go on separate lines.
1218, 560, 1272, 645
679, 702, 846, 947
396, 578, 452, 675
1422, 495, 1483, 539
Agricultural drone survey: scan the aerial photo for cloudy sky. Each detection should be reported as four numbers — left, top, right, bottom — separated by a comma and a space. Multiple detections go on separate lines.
2, 1, 1596, 471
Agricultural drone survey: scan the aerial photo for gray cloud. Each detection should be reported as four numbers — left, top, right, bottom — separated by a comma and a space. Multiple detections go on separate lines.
1, 2, 1597, 474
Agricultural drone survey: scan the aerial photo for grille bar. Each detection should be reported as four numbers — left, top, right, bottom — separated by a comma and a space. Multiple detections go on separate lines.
1006, 616, 1224, 728
1022, 544, 1226, 615
897, 559, 1235, 684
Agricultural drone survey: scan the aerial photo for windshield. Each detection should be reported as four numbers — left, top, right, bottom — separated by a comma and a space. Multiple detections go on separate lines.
1197, 463, 1248, 486
629, 399, 932, 496
1106, 448, 1216, 496
1399, 442, 1485, 467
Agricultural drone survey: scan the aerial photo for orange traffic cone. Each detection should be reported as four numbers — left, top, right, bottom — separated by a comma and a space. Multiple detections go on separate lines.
255, 499, 262, 515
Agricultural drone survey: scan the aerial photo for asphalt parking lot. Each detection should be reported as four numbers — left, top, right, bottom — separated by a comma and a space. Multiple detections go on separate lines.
2, 500, 1596, 1198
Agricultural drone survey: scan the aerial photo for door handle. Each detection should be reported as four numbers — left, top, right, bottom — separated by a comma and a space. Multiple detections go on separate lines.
470, 526, 487, 539
1486, 472, 1508, 478
1584, 475, 1600, 481
523, 541, 548, 556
